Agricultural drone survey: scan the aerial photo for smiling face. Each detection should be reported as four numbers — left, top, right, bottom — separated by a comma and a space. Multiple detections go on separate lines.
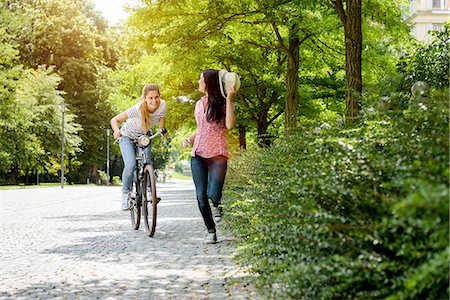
143, 90, 161, 112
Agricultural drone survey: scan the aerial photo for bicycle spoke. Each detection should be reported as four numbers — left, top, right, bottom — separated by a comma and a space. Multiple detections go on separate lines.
142, 164, 157, 237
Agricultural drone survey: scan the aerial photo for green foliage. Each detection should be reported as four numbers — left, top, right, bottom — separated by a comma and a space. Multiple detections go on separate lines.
111, 176, 121, 186
168, 124, 196, 164
0, 2, 24, 174
397, 22, 450, 90
361, 0, 412, 94
127, 0, 412, 146
0, 0, 435, 194
384, 182, 449, 300
223, 88, 449, 299
97, 170, 109, 185
0, 66, 82, 182
151, 133, 171, 171
9, 0, 120, 182
17, 0, 105, 68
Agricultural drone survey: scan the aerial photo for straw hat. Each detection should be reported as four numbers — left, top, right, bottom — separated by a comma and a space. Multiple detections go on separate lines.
218, 70, 240, 98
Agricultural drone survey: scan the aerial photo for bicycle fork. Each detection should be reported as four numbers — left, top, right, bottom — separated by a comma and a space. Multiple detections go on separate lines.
131, 157, 143, 207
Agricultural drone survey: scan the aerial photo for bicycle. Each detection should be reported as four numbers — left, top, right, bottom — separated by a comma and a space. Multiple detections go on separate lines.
128, 128, 166, 237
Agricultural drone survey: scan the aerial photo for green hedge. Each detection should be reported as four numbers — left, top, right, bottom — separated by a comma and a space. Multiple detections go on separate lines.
223, 89, 449, 299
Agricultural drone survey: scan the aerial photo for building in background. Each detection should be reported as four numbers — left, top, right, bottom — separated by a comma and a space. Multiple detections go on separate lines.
406, 0, 450, 41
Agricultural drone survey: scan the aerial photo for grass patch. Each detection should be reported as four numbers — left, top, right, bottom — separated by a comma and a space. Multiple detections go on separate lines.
171, 172, 192, 180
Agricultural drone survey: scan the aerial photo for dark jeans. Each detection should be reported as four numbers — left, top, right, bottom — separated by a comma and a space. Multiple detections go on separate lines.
190, 155, 227, 233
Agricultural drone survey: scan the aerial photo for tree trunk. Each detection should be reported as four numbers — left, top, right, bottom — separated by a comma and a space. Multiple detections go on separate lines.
257, 121, 270, 147
285, 22, 300, 135
332, 0, 362, 120
345, 0, 362, 119
237, 92, 280, 148
256, 107, 270, 147
89, 165, 99, 184
6, 165, 19, 185
238, 125, 247, 150
111, 156, 119, 179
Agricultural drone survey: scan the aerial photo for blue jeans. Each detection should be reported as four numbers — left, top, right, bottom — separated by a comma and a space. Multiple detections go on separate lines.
190, 155, 227, 233
120, 137, 151, 193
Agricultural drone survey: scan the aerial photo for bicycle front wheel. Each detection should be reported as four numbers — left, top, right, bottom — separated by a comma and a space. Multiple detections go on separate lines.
130, 174, 141, 230
142, 164, 158, 237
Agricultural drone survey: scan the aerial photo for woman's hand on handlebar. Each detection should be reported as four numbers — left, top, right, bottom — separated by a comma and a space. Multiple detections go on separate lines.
160, 128, 168, 138
113, 130, 121, 139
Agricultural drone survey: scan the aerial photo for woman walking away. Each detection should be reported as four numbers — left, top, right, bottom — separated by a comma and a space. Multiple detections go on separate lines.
183, 69, 240, 244
111, 84, 167, 211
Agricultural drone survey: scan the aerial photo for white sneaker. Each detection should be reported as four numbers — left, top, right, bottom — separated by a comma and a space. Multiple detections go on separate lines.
121, 192, 129, 211
204, 232, 217, 244
212, 206, 222, 223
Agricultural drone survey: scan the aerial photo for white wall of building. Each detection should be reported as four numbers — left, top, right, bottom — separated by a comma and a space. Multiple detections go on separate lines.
407, 0, 450, 41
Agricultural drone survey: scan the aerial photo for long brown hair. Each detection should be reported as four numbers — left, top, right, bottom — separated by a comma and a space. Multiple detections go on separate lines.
140, 84, 160, 132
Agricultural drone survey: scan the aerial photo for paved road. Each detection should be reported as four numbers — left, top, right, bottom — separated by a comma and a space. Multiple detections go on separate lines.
0, 180, 259, 299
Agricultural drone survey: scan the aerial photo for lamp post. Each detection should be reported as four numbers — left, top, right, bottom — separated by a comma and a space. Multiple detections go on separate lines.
106, 128, 110, 185
59, 102, 66, 189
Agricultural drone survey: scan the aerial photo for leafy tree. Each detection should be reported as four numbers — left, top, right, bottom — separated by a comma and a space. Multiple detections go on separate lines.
0, 2, 25, 177
1, 66, 82, 184
329, 0, 362, 119
128, 0, 318, 142
398, 22, 450, 90
12, 0, 120, 182
326, 0, 409, 120
128, 0, 409, 143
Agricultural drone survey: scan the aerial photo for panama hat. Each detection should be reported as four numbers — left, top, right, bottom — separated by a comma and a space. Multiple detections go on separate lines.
218, 69, 241, 98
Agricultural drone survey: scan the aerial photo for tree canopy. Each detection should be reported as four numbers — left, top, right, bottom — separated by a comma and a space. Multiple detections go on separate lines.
0, 0, 433, 184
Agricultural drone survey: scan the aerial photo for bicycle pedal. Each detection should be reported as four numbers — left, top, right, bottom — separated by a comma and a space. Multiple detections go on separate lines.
150, 197, 161, 204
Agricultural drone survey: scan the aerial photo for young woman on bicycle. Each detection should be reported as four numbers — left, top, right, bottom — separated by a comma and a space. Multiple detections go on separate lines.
183, 69, 239, 244
110, 84, 167, 210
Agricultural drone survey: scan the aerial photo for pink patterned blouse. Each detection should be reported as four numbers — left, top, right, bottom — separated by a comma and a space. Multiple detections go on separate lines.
191, 96, 229, 159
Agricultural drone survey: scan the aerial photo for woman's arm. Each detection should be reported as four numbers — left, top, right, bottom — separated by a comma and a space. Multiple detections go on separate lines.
158, 116, 168, 138
183, 133, 196, 148
158, 116, 166, 130
225, 88, 236, 130
110, 111, 128, 139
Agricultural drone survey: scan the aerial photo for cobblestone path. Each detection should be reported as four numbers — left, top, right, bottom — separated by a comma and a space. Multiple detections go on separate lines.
0, 180, 259, 299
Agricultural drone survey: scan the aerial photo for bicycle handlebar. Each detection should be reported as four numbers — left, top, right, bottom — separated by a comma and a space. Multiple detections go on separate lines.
113, 128, 167, 145
137, 128, 168, 147
148, 128, 167, 140
148, 132, 161, 140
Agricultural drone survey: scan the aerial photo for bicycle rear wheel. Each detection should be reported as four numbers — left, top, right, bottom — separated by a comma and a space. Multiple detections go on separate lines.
130, 174, 141, 230
142, 164, 158, 237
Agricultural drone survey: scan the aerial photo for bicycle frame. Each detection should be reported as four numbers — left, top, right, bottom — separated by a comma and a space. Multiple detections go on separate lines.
129, 131, 163, 236
133, 131, 160, 200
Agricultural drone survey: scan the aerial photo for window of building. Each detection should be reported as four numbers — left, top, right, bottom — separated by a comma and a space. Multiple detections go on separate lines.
433, 23, 443, 31
433, 0, 449, 9
433, 0, 441, 9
